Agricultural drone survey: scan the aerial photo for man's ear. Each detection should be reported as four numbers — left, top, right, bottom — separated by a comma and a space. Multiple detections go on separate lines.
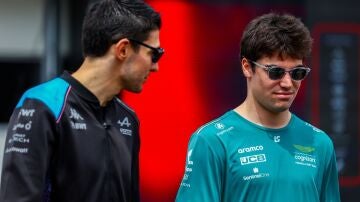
241, 57, 253, 78
113, 38, 131, 61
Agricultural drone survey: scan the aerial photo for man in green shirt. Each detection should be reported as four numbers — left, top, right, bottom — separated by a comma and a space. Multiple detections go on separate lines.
176, 13, 340, 202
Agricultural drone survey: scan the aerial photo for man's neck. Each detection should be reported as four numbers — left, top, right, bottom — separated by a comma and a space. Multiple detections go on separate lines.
72, 58, 121, 106
234, 99, 291, 128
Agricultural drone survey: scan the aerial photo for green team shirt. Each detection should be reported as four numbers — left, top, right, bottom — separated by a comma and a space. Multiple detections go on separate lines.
176, 110, 340, 202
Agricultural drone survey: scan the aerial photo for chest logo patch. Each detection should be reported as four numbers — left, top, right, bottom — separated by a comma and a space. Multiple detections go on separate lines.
215, 123, 225, 129
69, 108, 87, 130
293, 145, 317, 168
293, 144, 315, 153
240, 154, 266, 165
243, 167, 270, 181
118, 117, 132, 136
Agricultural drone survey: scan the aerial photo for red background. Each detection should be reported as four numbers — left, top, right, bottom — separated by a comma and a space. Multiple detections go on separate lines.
123, 2, 305, 201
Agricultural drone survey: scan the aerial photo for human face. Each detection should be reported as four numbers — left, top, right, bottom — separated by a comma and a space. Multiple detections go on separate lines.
246, 56, 306, 113
121, 30, 161, 93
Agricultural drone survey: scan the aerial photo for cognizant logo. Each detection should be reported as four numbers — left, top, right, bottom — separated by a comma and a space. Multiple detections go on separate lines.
294, 155, 316, 163
238, 145, 264, 153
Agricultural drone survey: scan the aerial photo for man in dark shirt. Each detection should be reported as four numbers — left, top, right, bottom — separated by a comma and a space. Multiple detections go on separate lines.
0, 0, 163, 201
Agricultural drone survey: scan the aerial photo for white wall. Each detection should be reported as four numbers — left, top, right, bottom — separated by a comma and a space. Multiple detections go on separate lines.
0, 0, 69, 58
0, 0, 45, 58
0, 123, 7, 183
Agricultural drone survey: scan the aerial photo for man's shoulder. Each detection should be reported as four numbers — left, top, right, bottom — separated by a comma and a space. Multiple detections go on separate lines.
113, 97, 139, 122
16, 77, 70, 118
192, 111, 236, 139
292, 114, 333, 145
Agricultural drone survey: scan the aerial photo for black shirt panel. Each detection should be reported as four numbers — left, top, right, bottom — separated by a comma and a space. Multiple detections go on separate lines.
0, 73, 140, 202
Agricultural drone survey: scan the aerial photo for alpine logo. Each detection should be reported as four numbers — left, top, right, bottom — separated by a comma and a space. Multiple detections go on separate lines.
118, 117, 132, 136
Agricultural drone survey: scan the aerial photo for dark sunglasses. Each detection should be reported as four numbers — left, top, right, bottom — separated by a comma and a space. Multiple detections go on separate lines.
249, 60, 311, 81
129, 39, 164, 63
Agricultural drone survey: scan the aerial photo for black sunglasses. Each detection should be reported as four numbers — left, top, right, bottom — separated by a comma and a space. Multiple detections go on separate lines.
249, 60, 311, 81
129, 39, 164, 63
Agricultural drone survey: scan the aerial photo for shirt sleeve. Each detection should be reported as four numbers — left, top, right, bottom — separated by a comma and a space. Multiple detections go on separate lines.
176, 133, 225, 202
320, 146, 341, 202
0, 99, 56, 202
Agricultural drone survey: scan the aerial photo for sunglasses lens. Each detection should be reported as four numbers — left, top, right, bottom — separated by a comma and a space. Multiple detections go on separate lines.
151, 55, 158, 63
291, 68, 308, 80
151, 48, 164, 63
253, 59, 310, 81
268, 67, 285, 80
152, 53, 160, 63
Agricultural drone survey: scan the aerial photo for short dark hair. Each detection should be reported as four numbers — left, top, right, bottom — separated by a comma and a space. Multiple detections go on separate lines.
240, 13, 312, 62
81, 0, 162, 57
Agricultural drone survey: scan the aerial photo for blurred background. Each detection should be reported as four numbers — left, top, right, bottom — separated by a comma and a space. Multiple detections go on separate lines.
0, 0, 359, 201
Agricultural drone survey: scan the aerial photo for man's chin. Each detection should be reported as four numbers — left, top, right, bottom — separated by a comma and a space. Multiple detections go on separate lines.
126, 86, 143, 94
272, 104, 291, 113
